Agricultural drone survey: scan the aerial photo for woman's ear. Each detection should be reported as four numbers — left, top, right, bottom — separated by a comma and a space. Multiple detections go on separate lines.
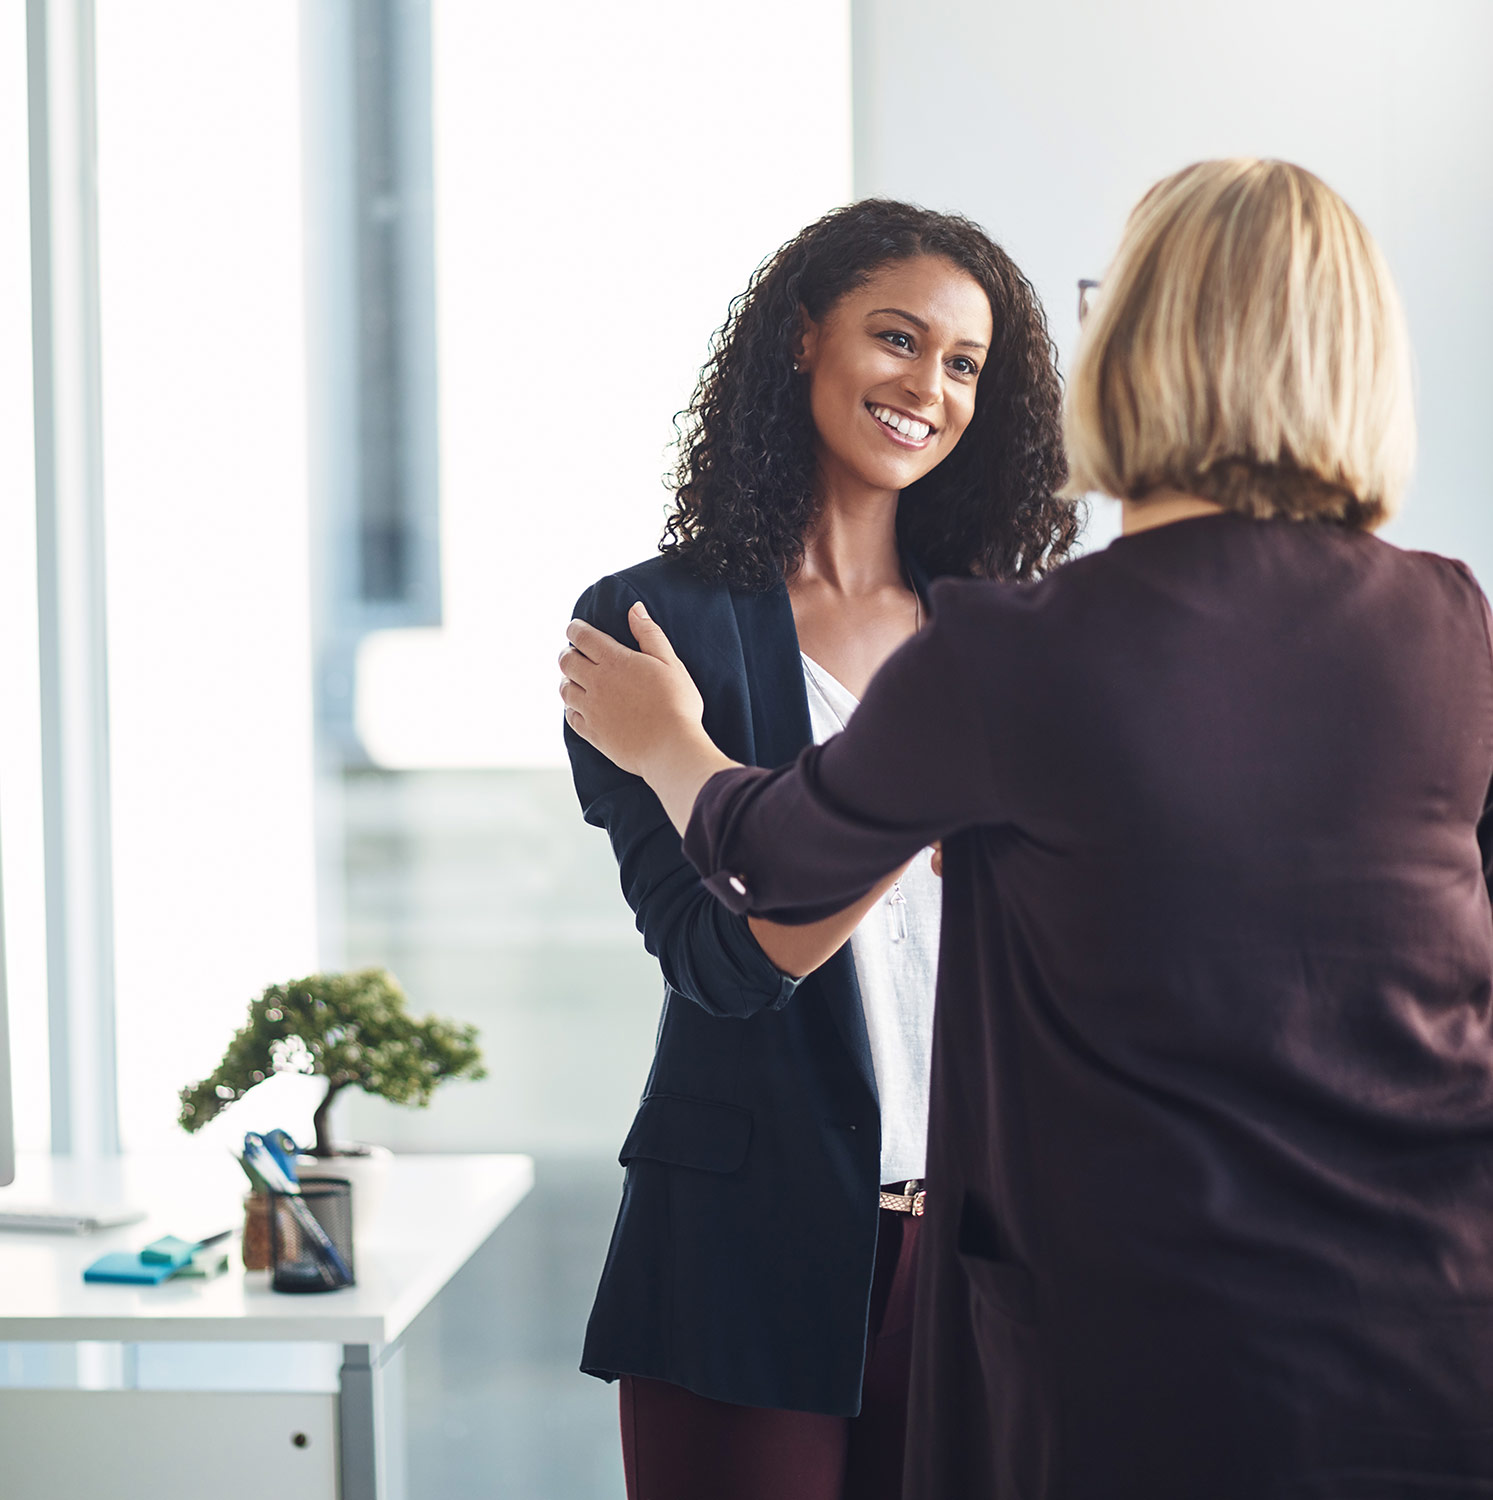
794, 303, 818, 373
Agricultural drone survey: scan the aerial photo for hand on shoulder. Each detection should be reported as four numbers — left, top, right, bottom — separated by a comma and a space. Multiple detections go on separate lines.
560, 602, 704, 778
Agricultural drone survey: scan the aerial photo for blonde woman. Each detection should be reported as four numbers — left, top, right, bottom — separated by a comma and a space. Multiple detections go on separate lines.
562, 160, 1493, 1497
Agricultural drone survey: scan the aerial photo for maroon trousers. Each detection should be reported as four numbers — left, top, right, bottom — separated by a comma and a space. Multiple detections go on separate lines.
619, 1208, 921, 1500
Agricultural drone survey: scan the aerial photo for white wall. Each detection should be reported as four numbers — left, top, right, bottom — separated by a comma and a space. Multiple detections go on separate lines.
854, 0, 1493, 576
356, 0, 854, 768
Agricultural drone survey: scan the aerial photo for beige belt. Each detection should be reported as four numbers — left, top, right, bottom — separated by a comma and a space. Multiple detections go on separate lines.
879, 1180, 926, 1216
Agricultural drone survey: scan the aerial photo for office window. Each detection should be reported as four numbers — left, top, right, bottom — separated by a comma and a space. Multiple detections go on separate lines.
92, 4, 319, 1150
0, 0, 48, 1153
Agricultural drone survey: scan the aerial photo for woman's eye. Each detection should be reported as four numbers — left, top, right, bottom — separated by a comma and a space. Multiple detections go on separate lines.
879, 330, 914, 351
950, 356, 979, 377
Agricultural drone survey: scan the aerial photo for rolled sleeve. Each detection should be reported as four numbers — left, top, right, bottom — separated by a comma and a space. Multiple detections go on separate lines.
566, 576, 802, 1020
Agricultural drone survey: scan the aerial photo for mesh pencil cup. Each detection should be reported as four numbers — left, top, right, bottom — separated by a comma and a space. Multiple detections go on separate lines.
269, 1178, 356, 1293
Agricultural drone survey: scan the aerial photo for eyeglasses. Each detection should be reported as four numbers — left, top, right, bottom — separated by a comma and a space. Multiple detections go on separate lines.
1077, 279, 1101, 326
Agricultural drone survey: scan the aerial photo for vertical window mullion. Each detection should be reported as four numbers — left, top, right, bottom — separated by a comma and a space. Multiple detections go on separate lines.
27, 0, 118, 1159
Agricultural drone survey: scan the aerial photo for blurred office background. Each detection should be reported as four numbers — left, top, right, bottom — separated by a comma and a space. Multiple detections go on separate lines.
0, 2, 1488, 1495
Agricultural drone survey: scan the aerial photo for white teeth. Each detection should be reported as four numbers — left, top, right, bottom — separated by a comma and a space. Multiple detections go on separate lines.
870, 405, 930, 441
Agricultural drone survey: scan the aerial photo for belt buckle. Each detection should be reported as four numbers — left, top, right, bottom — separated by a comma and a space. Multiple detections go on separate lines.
879, 1180, 928, 1215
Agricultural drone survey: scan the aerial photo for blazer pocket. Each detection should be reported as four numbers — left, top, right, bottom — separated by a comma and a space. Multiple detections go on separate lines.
957, 1191, 1038, 1327
619, 1093, 753, 1174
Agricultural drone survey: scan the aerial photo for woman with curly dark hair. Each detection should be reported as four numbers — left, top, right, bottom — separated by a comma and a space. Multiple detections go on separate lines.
563, 199, 1076, 1500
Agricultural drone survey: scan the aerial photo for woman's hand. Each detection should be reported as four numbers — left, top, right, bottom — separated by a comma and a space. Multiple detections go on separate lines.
561, 602, 702, 776
561, 601, 737, 833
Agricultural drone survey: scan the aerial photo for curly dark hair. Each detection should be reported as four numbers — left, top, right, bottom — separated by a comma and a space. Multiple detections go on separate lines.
660, 199, 1079, 590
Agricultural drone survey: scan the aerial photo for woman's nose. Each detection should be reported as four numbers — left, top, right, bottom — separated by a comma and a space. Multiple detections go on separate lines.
902, 359, 943, 412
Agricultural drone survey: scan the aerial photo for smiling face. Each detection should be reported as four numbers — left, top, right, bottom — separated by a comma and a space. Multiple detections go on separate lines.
797, 254, 993, 501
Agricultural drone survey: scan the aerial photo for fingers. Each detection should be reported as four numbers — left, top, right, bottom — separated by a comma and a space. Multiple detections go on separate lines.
563, 705, 593, 744
930, 840, 943, 878
565, 604, 676, 668
557, 643, 596, 689
565, 617, 620, 662
559, 678, 591, 740
628, 600, 681, 665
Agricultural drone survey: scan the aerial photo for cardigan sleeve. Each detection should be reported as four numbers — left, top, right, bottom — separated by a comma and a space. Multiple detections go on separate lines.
683, 578, 1006, 924
564, 573, 800, 1019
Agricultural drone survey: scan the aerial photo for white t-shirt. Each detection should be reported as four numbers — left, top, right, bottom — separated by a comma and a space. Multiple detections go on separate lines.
801, 653, 940, 1184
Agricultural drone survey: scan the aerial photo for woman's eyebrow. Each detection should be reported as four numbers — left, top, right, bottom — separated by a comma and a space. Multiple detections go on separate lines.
869, 305, 929, 330
868, 307, 989, 351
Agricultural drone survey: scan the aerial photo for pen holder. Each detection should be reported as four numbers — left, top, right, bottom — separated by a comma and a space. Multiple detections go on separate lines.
242, 1191, 272, 1271
269, 1179, 355, 1293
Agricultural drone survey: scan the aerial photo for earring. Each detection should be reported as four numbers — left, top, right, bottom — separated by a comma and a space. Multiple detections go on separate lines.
792, 361, 800, 371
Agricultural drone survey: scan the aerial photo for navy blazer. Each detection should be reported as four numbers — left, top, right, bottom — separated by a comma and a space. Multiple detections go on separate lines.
566, 552, 929, 1416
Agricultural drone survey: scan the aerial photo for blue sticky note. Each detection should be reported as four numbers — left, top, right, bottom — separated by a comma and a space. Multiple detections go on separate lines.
139, 1235, 197, 1267
83, 1251, 180, 1285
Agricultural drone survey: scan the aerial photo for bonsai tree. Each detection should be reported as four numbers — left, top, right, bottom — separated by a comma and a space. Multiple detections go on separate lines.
179, 967, 486, 1157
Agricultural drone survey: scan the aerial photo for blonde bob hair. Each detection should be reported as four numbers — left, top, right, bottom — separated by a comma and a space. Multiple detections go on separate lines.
1063, 159, 1414, 528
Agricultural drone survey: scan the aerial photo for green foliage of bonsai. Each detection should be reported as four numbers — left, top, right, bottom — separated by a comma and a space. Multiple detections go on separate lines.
178, 968, 486, 1157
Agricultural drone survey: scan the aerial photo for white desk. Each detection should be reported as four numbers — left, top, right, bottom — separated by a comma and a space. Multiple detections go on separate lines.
0, 1151, 534, 1500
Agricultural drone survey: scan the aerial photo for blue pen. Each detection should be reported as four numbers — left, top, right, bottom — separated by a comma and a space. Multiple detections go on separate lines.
253, 1128, 301, 1185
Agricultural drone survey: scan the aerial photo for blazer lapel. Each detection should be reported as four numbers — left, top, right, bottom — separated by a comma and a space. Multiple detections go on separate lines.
728, 581, 810, 770
729, 581, 878, 1104
727, 554, 932, 762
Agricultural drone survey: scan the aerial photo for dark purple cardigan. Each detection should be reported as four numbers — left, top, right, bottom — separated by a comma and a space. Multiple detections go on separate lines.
685, 514, 1493, 1499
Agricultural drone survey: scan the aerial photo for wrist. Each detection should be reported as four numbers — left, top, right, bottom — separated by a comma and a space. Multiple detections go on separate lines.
640, 720, 735, 836
638, 719, 714, 788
